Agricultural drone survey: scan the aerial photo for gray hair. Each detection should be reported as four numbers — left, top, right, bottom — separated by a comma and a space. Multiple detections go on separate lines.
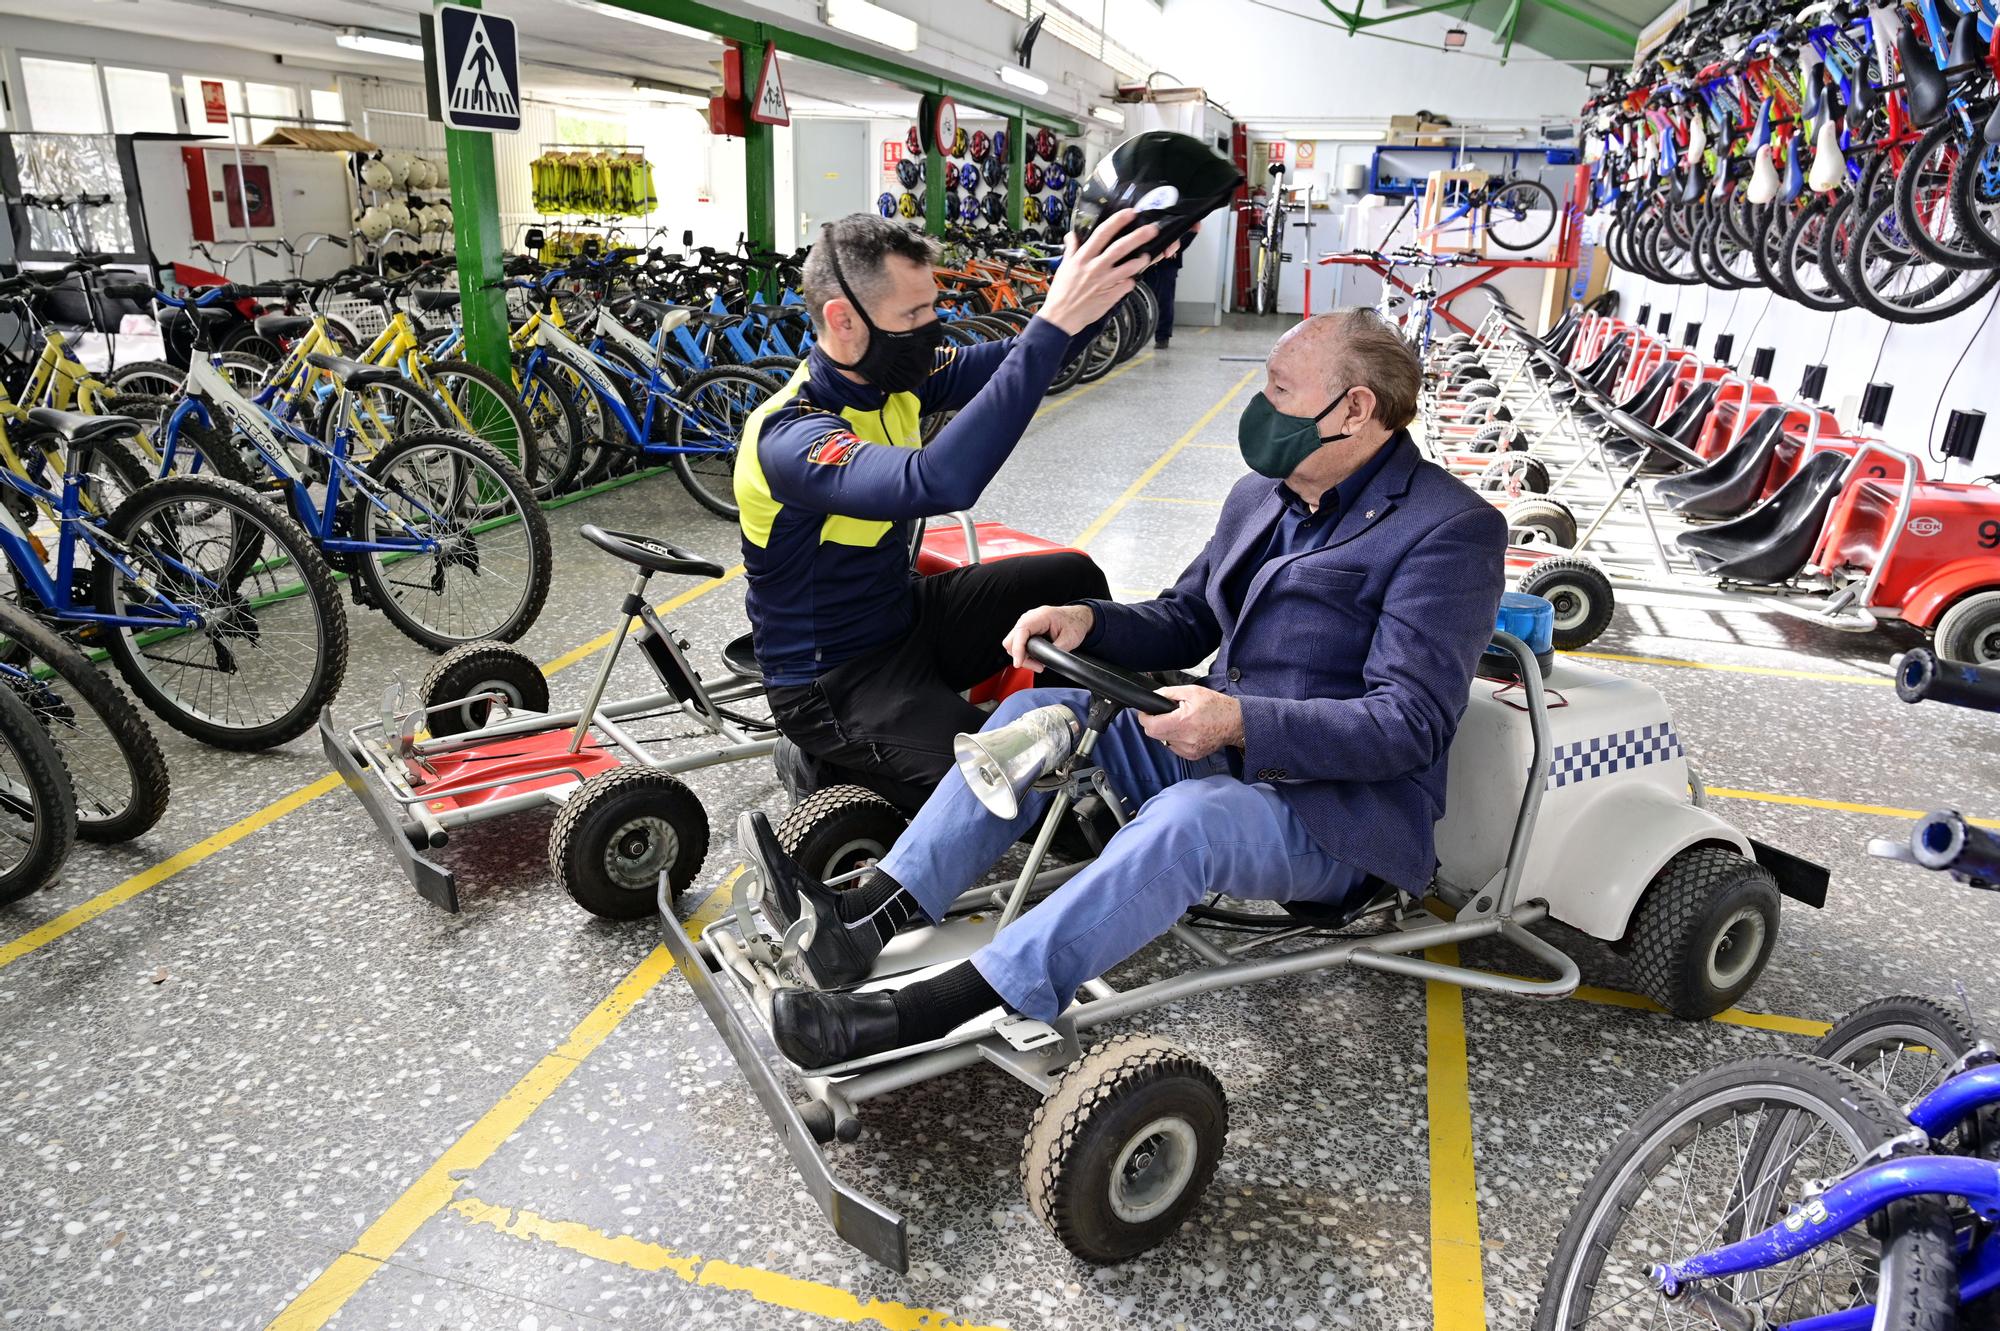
800, 214, 940, 333
1296, 308, 1422, 431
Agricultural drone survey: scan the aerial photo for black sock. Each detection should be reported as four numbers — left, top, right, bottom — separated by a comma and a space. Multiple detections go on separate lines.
835, 869, 925, 953
892, 961, 1002, 1044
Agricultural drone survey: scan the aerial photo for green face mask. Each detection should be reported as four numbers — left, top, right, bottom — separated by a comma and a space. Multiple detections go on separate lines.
1236, 387, 1352, 479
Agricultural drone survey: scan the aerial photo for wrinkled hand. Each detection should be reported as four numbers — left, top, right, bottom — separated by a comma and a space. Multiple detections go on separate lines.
1138, 684, 1244, 762
1037, 210, 1162, 335
1003, 604, 1097, 671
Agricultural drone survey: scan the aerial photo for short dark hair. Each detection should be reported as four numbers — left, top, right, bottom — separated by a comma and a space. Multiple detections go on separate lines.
801, 215, 939, 333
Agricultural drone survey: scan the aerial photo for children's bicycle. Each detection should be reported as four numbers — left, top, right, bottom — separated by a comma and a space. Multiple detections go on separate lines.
1419, 175, 1560, 253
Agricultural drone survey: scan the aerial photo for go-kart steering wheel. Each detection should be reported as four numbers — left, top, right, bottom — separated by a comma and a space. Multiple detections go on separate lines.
1025, 637, 1175, 715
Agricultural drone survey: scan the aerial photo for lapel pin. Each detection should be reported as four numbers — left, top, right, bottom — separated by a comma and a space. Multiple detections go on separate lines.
1365, 509, 1376, 519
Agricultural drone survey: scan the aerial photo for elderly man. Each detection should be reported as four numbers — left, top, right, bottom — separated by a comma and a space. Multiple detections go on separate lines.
742, 309, 1509, 1069
735, 212, 1168, 811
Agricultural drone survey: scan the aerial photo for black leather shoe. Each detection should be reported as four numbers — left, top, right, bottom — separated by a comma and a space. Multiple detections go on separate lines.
771, 987, 906, 1069
740, 811, 881, 987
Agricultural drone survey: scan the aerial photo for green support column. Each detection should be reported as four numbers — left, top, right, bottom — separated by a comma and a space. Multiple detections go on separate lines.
744, 108, 778, 292
924, 120, 945, 238
1006, 113, 1026, 232
439, 0, 509, 381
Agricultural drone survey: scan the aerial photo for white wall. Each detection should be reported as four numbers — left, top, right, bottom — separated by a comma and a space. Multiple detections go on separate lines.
1602, 264, 2000, 475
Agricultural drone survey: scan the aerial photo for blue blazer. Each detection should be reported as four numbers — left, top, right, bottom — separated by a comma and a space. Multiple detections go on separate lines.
1082, 432, 1508, 894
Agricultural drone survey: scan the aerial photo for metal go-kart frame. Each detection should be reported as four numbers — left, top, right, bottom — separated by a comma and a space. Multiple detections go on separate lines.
322, 523, 776, 915
660, 630, 1825, 1272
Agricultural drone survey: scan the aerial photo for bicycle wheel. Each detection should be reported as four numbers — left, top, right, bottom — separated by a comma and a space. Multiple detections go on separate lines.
425, 359, 540, 491
1075, 318, 1126, 385
1784, 191, 1858, 311
0, 599, 168, 842
1846, 184, 2000, 323
667, 366, 777, 521
95, 475, 348, 751
320, 373, 450, 459
1813, 994, 1996, 1157
0, 682, 75, 905
353, 428, 552, 649
1949, 139, 2000, 262
1536, 1053, 1956, 1331
104, 359, 188, 398
103, 393, 261, 489
516, 361, 585, 498
1896, 120, 1990, 270
1486, 179, 1559, 251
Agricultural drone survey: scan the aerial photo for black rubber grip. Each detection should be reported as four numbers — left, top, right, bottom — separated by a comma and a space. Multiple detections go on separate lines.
1896, 648, 2000, 713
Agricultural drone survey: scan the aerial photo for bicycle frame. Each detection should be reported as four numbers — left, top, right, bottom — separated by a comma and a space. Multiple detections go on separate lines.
524, 321, 737, 459
0, 451, 204, 631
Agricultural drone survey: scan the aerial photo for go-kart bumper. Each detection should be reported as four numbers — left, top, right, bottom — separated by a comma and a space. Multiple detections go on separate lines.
319, 707, 459, 912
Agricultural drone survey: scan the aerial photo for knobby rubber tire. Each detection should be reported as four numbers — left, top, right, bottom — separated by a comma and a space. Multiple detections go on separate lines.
0, 683, 76, 904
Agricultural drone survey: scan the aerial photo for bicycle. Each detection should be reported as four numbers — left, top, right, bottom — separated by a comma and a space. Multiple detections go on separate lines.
1249, 162, 1293, 315
1417, 174, 1561, 253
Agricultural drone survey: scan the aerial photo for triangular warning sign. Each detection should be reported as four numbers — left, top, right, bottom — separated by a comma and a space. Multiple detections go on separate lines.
450, 15, 518, 120
750, 44, 789, 126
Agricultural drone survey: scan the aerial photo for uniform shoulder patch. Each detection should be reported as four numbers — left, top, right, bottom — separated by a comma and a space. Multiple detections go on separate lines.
806, 428, 864, 467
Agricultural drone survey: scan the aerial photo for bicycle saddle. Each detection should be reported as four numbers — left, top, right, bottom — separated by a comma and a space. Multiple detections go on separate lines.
21, 407, 143, 447
1897, 22, 1949, 128
304, 352, 410, 390
413, 290, 462, 311
625, 299, 692, 332
253, 313, 313, 339
579, 524, 726, 580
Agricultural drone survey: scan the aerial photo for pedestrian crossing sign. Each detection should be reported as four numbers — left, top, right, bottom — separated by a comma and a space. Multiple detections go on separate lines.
424, 4, 521, 132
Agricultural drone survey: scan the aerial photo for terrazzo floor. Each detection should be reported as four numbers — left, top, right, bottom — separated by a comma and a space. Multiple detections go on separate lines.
1, 316, 1993, 1331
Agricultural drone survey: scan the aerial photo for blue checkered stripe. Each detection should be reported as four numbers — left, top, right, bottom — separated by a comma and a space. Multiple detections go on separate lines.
1546, 722, 1684, 790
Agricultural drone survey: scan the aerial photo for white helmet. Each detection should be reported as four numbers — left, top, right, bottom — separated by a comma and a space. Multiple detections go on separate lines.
383, 151, 414, 188
412, 157, 439, 190
357, 205, 391, 243
383, 198, 413, 231
359, 154, 393, 190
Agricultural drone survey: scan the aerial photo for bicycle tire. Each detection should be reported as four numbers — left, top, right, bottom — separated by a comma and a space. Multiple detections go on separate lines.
1896, 119, 1990, 270
1784, 190, 1858, 311
1813, 994, 1997, 1157
668, 365, 776, 520
102, 393, 261, 489
103, 359, 188, 398
425, 358, 541, 490
1485, 178, 1559, 251
1846, 184, 2000, 324
0, 598, 168, 843
354, 429, 552, 649
1536, 1053, 1957, 1331
515, 361, 585, 498
1948, 137, 2000, 262
0, 682, 76, 905
745, 355, 802, 378
317, 371, 451, 458
95, 475, 348, 751
1074, 318, 1125, 384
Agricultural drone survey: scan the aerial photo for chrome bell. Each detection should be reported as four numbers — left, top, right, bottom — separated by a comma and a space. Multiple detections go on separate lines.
952, 704, 1082, 820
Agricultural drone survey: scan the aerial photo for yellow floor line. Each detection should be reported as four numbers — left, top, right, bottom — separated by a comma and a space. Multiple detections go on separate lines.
1184, 441, 1238, 450
0, 566, 744, 974
1567, 648, 1889, 687
264, 883, 737, 1331
1135, 495, 1224, 507
1566, 983, 1833, 1036
1073, 366, 1259, 548
1705, 786, 1997, 828
1424, 943, 1488, 1330
448, 1196, 1005, 1331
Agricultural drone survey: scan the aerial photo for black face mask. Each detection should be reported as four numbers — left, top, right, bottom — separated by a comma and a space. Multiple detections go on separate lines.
818, 229, 944, 395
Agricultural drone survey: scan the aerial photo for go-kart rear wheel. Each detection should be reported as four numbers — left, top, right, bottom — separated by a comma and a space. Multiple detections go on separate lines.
1478, 454, 1549, 495
1022, 1034, 1227, 1265
1932, 590, 2000, 664
777, 785, 906, 882
1628, 846, 1780, 1020
550, 767, 710, 920
1516, 556, 1614, 649
420, 641, 550, 738
1504, 498, 1578, 549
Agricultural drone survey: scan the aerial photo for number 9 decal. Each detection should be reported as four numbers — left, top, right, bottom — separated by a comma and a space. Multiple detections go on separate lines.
1979, 520, 2000, 549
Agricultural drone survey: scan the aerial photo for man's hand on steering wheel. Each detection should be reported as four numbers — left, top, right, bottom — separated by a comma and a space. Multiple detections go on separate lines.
1004, 604, 1096, 670
1140, 685, 1244, 763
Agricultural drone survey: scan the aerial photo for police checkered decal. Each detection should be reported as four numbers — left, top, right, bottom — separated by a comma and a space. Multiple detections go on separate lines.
1546, 723, 1684, 790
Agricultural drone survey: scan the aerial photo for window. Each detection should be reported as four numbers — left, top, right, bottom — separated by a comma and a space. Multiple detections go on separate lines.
244, 81, 299, 142
104, 66, 179, 134
21, 57, 108, 134
310, 88, 347, 129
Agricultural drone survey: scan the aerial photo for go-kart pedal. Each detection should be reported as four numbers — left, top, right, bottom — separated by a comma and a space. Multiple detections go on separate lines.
741, 810, 884, 988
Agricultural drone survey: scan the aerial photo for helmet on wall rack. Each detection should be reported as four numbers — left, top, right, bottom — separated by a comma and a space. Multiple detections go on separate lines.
1024, 163, 1043, 193
1035, 127, 1057, 162
357, 205, 391, 242
1062, 143, 1086, 177
359, 153, 393, 190
1042, 196, 1066, 230
970, 129, 991, 161
959, 161, 980, 191
897, 157, 921, 190
983, 157, 1006, 187
1023, 195, 1042, 224
992, 128, 1008, 161
982, 192, 1005, 224
897, 191, 919, 218
952, 126, 968, 157
906, 126, 921, 154
1045, 164, 1067, 191
1071, 130, 1245, 259
878, 192, 898, 217
959, 191, 981, 222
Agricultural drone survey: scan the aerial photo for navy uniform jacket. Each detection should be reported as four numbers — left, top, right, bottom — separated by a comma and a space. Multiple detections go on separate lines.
1078, 432, 1508, 894
734, 317, 1091, 687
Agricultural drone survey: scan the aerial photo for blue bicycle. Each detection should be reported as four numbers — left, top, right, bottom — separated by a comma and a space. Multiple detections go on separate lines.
1539, 647, 2000, 1328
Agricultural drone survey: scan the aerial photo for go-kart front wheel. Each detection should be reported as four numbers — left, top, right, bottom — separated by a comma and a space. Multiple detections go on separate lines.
550, 767, 710, 920
1022, 1034, 1227, 1265
1628, 846, 1781, 1020
777, 785, 907, 883
1517, 556, 1614, 650
420, 641, 549, 738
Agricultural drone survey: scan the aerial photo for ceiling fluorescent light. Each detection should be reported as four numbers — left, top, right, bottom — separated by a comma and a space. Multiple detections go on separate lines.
551, 0, 718, 42
823, 0, 919, 53
1090, 106, 1124, 126
998, 65, 1048, 95
337, 29, 423, 60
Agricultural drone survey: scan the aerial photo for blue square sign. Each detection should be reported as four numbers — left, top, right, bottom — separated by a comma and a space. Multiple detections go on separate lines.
426, 4, 521, 132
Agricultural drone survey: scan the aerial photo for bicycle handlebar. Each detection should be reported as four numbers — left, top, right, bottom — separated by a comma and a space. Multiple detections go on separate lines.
1895, 649, 2000, 713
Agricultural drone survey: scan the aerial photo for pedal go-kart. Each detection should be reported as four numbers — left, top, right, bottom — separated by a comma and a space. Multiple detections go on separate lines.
661, 597, 1829, 1270
322, 517, 1088, 915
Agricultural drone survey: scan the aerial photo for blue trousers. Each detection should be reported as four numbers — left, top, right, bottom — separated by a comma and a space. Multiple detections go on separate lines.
876, 688, 1362, 1022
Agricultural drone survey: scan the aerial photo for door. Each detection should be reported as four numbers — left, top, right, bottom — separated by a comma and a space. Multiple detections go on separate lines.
793, 119, 873, 239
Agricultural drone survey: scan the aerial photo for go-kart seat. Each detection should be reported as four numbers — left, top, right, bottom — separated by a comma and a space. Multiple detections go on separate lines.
305, 351, 411, 391
579, 523, 727, 579
1577, 362, 1675, 431
1603, 380, 1719, 473
253, 312, 313, 340
1674, 451, 1852, 583
1653, 406, 1790, 518
721, 631, 762, 681
1550, 335, 1629, 402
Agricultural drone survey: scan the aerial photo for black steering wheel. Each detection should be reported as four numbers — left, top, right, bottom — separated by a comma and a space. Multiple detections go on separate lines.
1025, 637, 1176, 716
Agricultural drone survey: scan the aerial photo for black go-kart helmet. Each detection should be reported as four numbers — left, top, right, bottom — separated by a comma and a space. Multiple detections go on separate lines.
983, 156, 1006, 187
896, 157, 921, 190
1071, 130, 1244, 260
